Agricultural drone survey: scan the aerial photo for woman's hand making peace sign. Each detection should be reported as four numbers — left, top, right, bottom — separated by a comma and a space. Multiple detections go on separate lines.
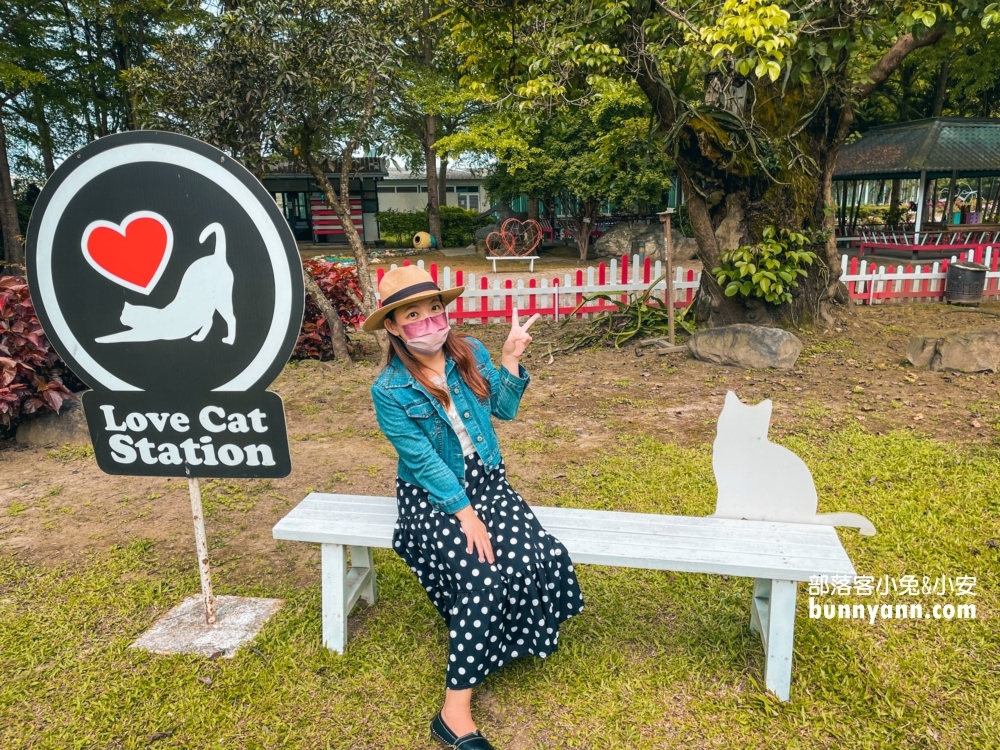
499, 307, 539, 380
502, 306, 541, 359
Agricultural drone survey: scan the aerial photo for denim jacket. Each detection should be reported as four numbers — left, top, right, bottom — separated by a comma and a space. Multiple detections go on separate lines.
371, 336, 530, 514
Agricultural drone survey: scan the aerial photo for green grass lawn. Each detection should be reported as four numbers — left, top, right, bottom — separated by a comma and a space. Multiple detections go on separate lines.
1, 425, 998, 748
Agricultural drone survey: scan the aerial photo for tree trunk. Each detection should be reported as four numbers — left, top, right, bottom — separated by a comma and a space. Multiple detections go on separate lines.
302, 265, 352, 362
623, 17, 944, 331
33, 94, 56, 177
0, 106, 25, 274
424, 114, 442, 247
931, 59, 950, 117
527, 194, 540, 220
438, 157, 448, 208
304, 142, 387, 355
888, 178, 901, 228
574, 221, 590, 260
570, 201, 600, 260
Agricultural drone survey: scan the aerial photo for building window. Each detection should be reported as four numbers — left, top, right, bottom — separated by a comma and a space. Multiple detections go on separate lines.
456, 185, 480, 210
396, 186, 418, 193
420, 185, 428, 192
377, 186, 396, 193
446, 186, 455, 192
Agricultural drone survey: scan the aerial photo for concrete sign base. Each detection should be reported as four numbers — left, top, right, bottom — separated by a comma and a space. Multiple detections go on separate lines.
131, 595, 283, 658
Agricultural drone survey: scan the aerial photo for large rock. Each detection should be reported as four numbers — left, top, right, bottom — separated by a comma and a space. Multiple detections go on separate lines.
688, 324, 803, 370
473, 223, 498, 241
592, 221, 699, 263
906, 328, 1000, 372
16, 396, 91, 448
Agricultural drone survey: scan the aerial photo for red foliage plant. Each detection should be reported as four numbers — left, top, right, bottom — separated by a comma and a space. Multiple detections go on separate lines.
295, 260, 365, 360
0, 276, 79, 430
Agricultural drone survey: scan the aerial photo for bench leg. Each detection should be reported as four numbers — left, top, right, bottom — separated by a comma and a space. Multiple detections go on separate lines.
348, 545, 377, 605
750, 578, 797, 702
320, 544, 377, 653
321, 544, 348, 653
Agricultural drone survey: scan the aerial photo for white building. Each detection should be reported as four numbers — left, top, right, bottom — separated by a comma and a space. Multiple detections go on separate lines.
376, 164, 490, 213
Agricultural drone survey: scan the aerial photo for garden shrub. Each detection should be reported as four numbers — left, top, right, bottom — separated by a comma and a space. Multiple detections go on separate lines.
0, 276, 79, 431
295, 260, 364, 360
375, 209, 429, 244
375, 207, 492, 247
440, 206, 493, 246
711, 226, 818, 305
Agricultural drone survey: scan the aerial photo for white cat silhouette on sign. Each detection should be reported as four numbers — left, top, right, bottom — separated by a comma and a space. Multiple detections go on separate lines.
712, 391, 876, 535
95, 222, 236, 346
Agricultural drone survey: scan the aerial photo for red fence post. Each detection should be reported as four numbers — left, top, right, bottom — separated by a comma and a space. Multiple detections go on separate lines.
991, 249, 1000, 297
480, 275, 489, 326
576, 269, 584, 319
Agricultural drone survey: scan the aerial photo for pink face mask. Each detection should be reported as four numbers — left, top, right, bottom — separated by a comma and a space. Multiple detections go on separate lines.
400, 311, 450, 355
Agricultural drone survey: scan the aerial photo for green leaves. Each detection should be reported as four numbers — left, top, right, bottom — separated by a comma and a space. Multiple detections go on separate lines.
711, 225, 817, 306
700, 0, 795, 82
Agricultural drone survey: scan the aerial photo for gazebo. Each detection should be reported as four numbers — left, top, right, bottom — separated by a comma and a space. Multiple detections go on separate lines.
833, 117, 1000, 249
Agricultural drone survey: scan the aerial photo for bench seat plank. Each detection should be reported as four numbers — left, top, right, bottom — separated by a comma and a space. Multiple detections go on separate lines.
277, 498, 847, 548
272, 493, 855, 580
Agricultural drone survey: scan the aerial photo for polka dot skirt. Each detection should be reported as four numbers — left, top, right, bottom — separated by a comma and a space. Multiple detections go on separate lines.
393, 453, 584, 690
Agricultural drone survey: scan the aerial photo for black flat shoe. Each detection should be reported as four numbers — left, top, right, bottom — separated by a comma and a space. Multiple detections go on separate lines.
430, 712, 497, 749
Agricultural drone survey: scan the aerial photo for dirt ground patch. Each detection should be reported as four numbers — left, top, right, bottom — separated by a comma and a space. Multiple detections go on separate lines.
2, 301, 998, 584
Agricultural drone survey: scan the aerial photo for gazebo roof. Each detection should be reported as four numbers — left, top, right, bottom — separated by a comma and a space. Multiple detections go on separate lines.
833, 117, 1000, 180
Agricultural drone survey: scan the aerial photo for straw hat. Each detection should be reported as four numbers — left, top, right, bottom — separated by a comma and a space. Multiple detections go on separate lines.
361, 265, 464, 332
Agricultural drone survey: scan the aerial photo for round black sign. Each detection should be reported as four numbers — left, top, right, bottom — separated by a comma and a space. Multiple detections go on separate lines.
26, 131, 304, 478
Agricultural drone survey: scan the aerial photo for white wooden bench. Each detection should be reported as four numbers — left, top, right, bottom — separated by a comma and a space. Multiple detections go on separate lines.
489, 255, 539, 273
272, 494, 856, 702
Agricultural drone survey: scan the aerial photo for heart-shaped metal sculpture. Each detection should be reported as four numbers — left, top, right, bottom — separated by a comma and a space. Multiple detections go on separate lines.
486, 218, 542, 257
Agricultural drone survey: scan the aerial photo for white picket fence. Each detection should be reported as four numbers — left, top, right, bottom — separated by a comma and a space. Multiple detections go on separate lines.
375, 255, 700, 323
373, 249, 1000, 323
839, 248, 1000, 303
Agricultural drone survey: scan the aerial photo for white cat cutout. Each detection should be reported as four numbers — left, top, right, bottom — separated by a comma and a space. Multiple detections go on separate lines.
711, 390, 876, 535
96, 223, 236, 345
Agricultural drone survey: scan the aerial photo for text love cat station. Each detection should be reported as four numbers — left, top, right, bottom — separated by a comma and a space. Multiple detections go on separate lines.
97, 404, 277, 468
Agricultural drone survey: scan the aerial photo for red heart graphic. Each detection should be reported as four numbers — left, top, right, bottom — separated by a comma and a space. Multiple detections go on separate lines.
82, 211, 173, 294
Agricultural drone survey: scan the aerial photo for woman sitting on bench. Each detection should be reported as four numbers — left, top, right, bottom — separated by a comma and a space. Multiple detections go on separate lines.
364, 266, 584, 750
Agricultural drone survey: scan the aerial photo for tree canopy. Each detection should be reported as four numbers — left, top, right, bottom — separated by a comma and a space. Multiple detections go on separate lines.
443, 0, 1000, 326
